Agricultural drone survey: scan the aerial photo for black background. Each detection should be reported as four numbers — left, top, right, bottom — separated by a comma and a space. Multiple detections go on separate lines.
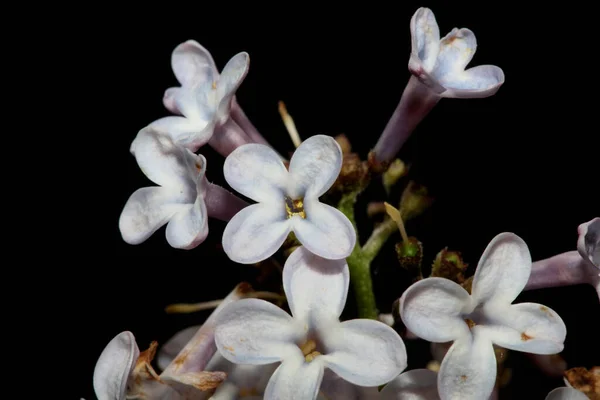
75, 2, 599, 399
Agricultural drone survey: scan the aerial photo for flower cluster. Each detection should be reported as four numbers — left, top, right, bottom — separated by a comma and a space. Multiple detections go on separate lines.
96, 6, 598, 400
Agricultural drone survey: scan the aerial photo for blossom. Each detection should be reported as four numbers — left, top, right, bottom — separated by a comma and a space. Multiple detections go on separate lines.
214, 246, 407, 399
222, 134, 356, 263
545, 387, 589, 400
152, 40, 251, 154
408, 7, 504, 98
400, 233, 567, 400
577, 217, 600, 270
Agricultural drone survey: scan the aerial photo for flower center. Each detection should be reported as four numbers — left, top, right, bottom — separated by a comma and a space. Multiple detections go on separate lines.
299, 339, 321, 362
464, 318, 476, 329
285, 196, 306, 219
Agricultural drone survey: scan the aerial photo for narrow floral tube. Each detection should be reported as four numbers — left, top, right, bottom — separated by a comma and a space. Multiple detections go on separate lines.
231, 98, 273, 147
204, 182, 248, 221
525, 251, 594, 290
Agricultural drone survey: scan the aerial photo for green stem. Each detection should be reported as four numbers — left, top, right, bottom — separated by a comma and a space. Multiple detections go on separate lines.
338, 192, 379, 319
362, 218, 397, 263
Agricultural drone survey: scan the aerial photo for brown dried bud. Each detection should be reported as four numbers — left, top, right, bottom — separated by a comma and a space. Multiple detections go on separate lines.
334, 134, 352, 155
395, 237, 423, 281
331, 152, 370, 193
431, 248, 469, 284
564, 366, 600, 399
400, 181, 434, 221
367, 150, 390, 174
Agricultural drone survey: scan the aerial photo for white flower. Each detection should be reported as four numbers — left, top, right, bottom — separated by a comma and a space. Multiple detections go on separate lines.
152, 40, 250, 152
408, 7, 504, 98
577, 217, 600, 270
545, 387, 589, 400
222, 134, 356, 263
400, 233, 567, 400
214, 246, 407, 400
119, 126, 209, 249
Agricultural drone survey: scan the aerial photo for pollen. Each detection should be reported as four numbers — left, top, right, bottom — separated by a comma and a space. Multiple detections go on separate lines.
464, 318, 476, 329
300, 339, 317, 356
305, 351, 321, 362
521, 332, 533, 341
212, 81, 217, 90
285, 196, 306, 219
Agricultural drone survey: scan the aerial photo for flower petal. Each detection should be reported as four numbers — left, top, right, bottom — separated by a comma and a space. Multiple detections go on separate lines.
129, 127, 201, 189
148, 115, 215, 153
283, 246, 349, 324
380, 369, 439, 400
545, 387, 589, 400
214, 298, 302, 364
93, 331, 139, 400
119, 187, 186, 245
222, 203, 291, 264
399, 277, 473, 343
577, 217, 600, 269
438, 328, 496, 400
288, 135, 343, 199
480, 302, 566, 354
410, 7, 440, 72
321, 319, 407, 387
165, 196, 208, 250
264, 352, 325, 400
171, 40, 217, 87
439, 65, 505, 99
163, 87, 181, 114
471, 232, 532, 306
223, 143, 288, 203
216, 52, 250, 122
157, 326, 200, 371
432, 29, 476, 80
293, 201, 356, 260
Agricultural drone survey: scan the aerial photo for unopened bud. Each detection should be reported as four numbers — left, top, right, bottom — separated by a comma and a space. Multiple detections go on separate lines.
400, 181, 434, 221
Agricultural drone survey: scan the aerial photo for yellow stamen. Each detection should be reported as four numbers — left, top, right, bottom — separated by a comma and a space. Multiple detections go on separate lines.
285, 196, 306, 219
304, 351, 321, 362
300, 339, 317, 356
464, 318, 476, 329
384, 202, 409, 243
278, 101, 302, 148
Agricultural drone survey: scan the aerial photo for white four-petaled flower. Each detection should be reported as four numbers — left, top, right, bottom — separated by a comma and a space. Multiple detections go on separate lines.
400, 233, 567, 400
119, 127, 209, 249
222, 134, 356, 263
214, 246, 407, 400
151, 40, 250, 153
409, 7, 505, 98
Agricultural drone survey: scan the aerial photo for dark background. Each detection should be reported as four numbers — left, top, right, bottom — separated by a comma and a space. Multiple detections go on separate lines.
76, 2, 599, 399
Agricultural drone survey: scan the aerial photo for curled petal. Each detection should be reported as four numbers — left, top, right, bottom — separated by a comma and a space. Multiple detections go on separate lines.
165, 197, 208, 250
157, 326, 200, 371
410, 7, 440, 72
438, 329, 496, 400
545, 387, 589, 400
293, 201, 356, 260
147, 116, 213, 150
380, 369, 439, 400
322, 319, 407, 387
283, 246, 349, 323
481, 302, 566, 354
264, 352, 325, 400
577, 217, 600, 269
288, 135, 343, 199
472, 233, 532, 306
400, 277, 473, 343
129, 127, 201, 189
222, 203, 291, 264
119, 187, 185, 245
440, 65, 505, 99
93, 331, 139, 400
433, 29, 477, 80
223, 143, 288, 203
216, 52, 250, 122
163, 87, 181, 114
171, 40, 217, 87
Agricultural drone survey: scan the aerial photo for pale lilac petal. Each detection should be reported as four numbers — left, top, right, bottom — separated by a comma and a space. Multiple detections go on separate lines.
438, 328, 496, 400
223, 143, 288, 203
171, 40, 217, 87
410, 7, 440, 72
472, 233, 532, 306
119, 187, 186, 245
380, 369, 439, 400
440, 65, 505, 99
222, 203, 291, 264
147, 116, 213, 150
129, 127, 200, 189
432, 29, 477, 80
399, 277, 473, 343
480, 302, 566, 354
163, 87, 181, 114
283, 246, 349, 324
577, 217, 600, 269
288, 135, 343, 199
264, 352, 325, 400
165, 196, 208, 250
216, 52, 250, 122
93, 331, 139, 400
157, 326, 200, 371
545, 387, 589, 400
321, 319, 407, 387
293, 201, 356, 260
214, 298, 303, 364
